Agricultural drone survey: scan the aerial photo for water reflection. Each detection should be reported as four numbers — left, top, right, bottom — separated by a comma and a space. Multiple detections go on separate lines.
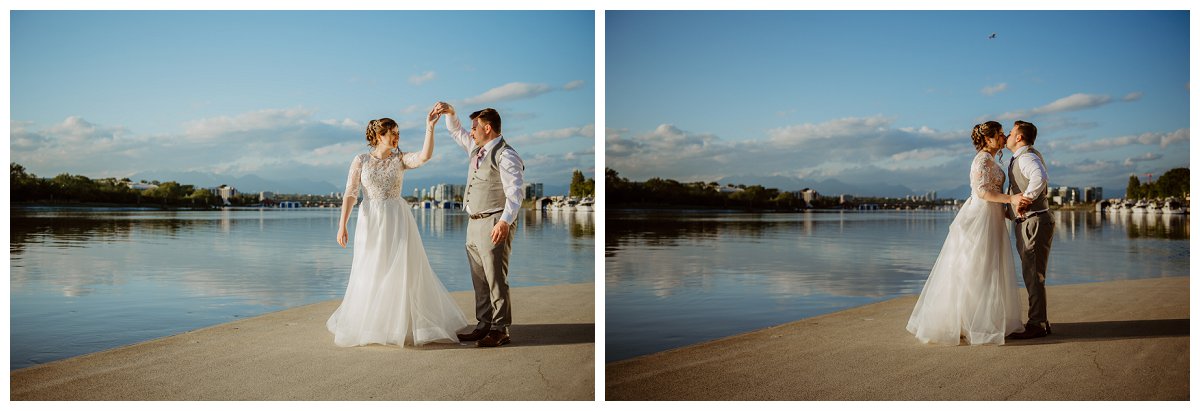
10, 207, 592, 370
605, 210, 1188, 362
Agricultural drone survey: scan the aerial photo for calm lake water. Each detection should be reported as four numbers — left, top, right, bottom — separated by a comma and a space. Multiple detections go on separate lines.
605, 209, 1189, 362
10, 207, 594, 370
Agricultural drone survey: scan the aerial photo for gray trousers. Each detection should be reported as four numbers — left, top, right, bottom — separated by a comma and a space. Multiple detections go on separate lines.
1014, 213, 1054, 325
465, 214, 512, 333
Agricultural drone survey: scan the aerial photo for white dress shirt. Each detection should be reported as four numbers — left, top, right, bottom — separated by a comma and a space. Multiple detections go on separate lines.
446, 115, 525, 225
1011, 145, 1049, 213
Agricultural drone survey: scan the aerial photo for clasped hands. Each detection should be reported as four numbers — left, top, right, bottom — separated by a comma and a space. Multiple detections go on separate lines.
427, 101, 455, 124
1009, 194, 1034, 215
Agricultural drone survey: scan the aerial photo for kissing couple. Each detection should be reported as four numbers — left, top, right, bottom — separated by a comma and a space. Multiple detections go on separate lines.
907, 120, 1055, 345
326, 102, 526, 349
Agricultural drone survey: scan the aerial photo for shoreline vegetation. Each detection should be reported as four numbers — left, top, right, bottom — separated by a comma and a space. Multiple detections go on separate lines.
10, 162, 593, 211
606, 167, 1189, 212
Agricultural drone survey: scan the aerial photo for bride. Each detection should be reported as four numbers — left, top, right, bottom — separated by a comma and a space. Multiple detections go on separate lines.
906, 121, 1029, 345
328, 106, 469, 347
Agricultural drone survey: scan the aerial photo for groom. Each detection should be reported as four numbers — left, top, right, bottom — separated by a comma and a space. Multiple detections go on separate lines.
1005, 120, 1055, 339
434, 102, 525, 348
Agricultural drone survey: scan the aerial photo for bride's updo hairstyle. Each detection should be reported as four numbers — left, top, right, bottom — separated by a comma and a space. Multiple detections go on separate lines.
365, 118, 398, 147
971, 120, 1002, 151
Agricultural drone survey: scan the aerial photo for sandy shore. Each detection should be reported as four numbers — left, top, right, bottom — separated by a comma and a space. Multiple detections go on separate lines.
12, 283, 594, 400
607, 276, 1189, 400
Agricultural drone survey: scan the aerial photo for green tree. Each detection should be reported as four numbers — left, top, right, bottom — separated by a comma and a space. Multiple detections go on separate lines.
569, 169, 587, 197
1127, 175, 1141, 199
188, 188, 217, 206
1154, 168, 1189, 199
582, 178, 595, 197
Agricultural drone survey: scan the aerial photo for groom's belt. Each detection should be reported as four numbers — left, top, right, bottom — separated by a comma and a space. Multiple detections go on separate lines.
1015, 209, 1050, 223
469, 210, 502, 220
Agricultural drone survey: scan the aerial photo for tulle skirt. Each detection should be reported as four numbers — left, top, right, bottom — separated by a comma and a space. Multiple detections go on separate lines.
906, 197, 1025, 345
327, 198, 469, 347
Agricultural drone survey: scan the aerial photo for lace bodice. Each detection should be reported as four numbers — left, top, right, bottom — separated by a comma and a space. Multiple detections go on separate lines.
970, 151, 1005, 200
343, 152, 425, 201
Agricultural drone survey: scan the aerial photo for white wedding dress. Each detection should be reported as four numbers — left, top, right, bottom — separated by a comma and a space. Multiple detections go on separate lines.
906, 150, 1024, 345
327, 151, 469, 347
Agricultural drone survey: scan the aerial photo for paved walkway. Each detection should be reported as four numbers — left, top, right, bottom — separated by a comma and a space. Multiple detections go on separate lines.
12, 283, 595, 400
607, 277, 1189, 400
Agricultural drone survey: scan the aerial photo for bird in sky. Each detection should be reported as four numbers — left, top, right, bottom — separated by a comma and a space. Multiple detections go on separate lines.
988, 32, 997, 39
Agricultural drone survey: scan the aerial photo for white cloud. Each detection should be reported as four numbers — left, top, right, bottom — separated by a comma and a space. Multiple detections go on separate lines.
408, 71, 436, 86
563, 80, 585, 90
890, 147, 956, 162
995, 93, 1113, 121
1068, 159, 1119, 174
10, 122, 50, 151
981, 83, 1007, 96
512, 124, 596, 145
11, 107, 592, 194
320, 118, 361, 129
1122, 91, 1144, 102
607, 117, 972, 187
1071, 128, 1189, 151
463, 82, 553, 105
46, 116, 130, 144
183, 108, 315, 139
1123, 152, 1163, 166
766, 115, 893, 146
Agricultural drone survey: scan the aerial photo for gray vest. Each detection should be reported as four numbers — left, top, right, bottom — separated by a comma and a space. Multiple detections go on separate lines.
1008, 146, 1049, 211
465, 139, 515, 213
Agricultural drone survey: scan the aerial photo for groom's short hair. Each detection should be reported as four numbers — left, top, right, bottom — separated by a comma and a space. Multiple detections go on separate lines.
1014, 121, 1037, 145
470, 108, 502, 134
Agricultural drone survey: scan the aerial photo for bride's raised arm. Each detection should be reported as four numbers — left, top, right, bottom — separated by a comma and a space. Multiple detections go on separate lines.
403, 105, 439, 169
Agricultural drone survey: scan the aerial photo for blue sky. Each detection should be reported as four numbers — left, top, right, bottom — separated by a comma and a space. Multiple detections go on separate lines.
11, 11, 594, 194
607, 11, 1190, 197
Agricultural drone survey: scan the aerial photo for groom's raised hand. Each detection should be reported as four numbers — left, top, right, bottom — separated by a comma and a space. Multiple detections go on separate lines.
435, 101, 455, 116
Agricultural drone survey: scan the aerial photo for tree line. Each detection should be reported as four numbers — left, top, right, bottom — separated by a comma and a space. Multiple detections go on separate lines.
10, 162, 240, 207
1125, 168, 1188, 200
606, 168, 813, 210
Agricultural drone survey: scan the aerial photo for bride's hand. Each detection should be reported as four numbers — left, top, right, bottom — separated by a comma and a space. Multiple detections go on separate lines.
427, 105, 440, 126
337, 227, 348, 248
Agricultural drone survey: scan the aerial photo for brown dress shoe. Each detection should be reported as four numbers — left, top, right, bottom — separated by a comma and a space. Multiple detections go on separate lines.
457, 328, 489, 342
476, 330, 511, 348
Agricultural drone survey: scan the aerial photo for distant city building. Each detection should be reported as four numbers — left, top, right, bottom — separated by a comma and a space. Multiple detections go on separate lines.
431, 184, 466, 202
259, 191, 274, 201
800, 188, 820, 207
125, 182, 158, 191
212, 185, 238, 206
279, 201, 301, 208
839, 194, 854, 204
1083, 187, 1103, 203
523, 182, 544, 200
1050, 186, 1080, 205
715, 186, 742, 194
